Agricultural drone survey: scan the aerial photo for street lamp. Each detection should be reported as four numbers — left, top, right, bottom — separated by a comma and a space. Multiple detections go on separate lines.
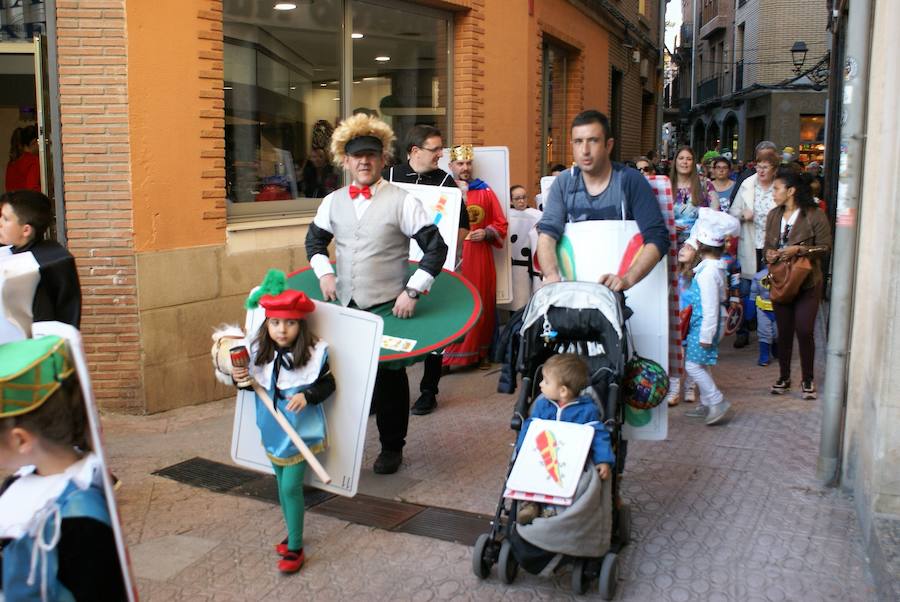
791, 41, 809, 76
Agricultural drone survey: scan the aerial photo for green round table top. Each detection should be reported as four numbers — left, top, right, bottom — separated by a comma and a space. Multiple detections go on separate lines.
287, 262, 482, 365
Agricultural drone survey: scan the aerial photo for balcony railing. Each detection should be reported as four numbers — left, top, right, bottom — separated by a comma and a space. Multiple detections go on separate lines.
696, 75, 724, 104
735, 60, 744, 91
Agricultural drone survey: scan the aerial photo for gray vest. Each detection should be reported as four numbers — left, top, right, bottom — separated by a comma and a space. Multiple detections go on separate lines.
330, 183, 410, 308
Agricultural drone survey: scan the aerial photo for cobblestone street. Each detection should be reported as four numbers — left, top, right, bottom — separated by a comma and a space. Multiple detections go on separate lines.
104, 341, 878, 601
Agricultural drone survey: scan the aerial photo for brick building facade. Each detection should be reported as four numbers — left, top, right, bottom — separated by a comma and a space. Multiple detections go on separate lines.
27, 0, 663, 413
673, 0, 829, 162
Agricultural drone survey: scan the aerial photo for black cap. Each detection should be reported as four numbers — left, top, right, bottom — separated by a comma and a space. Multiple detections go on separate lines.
345, 135, 383, 156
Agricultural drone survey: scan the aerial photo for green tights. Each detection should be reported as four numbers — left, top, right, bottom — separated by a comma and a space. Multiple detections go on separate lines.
272, 462, 307, 551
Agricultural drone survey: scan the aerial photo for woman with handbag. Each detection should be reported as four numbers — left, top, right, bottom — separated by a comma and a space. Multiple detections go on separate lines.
764, 168, 832, 399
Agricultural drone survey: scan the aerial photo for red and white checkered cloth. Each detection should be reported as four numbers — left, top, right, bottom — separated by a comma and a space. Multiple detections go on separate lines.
647, 175, 682, 378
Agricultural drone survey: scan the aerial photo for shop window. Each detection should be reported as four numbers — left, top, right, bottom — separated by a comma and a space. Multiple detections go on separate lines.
223, 0, 451, 220
541, 42, 569, 174
798, 114, 825, 164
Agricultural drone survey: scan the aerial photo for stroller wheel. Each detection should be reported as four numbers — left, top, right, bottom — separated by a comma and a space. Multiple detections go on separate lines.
571, 558, 589, 595
498, 538, 519, 584
472, 533, 493, 579
598, 553, 620, 600
615, 503, 632, 547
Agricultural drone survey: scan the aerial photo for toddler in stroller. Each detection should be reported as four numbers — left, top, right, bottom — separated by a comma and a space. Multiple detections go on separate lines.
473, 282, 631, 599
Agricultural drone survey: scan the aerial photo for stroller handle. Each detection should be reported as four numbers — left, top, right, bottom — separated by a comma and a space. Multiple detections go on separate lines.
510, 377, 532, 431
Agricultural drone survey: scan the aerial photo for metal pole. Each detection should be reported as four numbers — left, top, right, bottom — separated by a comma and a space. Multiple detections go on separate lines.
817, 0, 870, 485
690, 0, 697, 109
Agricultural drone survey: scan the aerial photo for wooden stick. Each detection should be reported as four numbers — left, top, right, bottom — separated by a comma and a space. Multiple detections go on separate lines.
251, 382, 332, 484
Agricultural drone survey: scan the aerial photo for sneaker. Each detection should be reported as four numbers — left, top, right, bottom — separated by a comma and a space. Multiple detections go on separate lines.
410, 391, 437, 415
705, 400, 732, 425
733, 333, 750, 348
801, 381, 817, 400
684, 385, 697, 403
275, 537, 289, 557
373, 450, 403, 474
517, 502, 539, 525
277, 549, 305, 574
770, 378, 791, 394
684, 405, 709, 419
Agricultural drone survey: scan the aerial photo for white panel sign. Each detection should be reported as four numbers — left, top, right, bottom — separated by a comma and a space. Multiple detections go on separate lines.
505, 419, 594, 501
559, 220, 669, 440
391, 182, 462, 272
439, 146, 512, 304
231, 301, 383, 498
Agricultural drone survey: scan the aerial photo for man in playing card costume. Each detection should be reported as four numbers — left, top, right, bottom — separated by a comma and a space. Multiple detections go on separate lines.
304, 114, 448, 474
441, 145, 507, 368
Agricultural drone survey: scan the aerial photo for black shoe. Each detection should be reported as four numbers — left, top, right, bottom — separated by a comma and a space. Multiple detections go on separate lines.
373, 450, 402, 474
733, 333, 750, 348
770, 378, 791, 394
410, 391, 437, 415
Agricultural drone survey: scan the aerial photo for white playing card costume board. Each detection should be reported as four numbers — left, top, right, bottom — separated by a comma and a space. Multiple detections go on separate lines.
438, 145, 512, 304
500, 207, 542, 311
0, 251, 40, 340
30, 321, 138, 601
391, 182, 462, 272
504, 419, 594, 505
230, 300, 383, 497
557, 221, 669, 440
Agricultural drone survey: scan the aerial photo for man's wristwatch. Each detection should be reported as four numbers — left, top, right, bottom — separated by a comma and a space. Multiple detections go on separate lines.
404, 287, 420, 299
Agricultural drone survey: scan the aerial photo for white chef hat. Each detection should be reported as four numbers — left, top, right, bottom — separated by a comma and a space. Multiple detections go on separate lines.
692, 207, 740, 248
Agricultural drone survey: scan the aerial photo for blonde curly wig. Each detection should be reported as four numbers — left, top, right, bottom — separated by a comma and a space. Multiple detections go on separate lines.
329, 114, 396, 166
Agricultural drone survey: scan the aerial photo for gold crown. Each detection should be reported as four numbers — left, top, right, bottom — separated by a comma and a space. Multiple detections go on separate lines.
449, 144, 474, 162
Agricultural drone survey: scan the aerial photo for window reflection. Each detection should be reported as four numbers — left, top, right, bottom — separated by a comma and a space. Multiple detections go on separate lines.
223, 0, 450, 218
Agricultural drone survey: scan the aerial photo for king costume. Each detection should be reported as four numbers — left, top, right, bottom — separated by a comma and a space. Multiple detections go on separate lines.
304, 114, 448, 474
442, 145, 508, 368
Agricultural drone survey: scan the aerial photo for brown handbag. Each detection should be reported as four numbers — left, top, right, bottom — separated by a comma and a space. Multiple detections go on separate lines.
766, 246, 828, 303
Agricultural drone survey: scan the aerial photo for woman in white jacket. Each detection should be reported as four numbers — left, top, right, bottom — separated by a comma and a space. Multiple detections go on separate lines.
727, 149, 780, 347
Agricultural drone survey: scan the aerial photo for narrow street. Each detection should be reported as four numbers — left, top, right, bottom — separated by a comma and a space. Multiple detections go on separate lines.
105, 338, 876, 601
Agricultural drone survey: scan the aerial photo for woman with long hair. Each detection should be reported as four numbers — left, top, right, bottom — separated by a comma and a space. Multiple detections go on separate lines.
670, 146, 719, 245
763, 168, 831, 400
5, 124, 40, 192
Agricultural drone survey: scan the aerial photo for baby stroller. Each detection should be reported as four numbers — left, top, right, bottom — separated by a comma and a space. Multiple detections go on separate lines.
472, 281, 631, 599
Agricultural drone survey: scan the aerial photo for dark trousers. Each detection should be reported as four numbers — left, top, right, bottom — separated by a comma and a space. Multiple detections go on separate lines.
419, 353, 442, 394
373, 366, 409, 452
773, 283, 822, 383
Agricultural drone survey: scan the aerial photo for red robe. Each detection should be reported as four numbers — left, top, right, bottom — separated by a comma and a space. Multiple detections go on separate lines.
443, 180, 508, 367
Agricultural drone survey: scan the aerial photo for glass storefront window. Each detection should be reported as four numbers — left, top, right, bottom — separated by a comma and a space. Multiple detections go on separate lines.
223, 0, 451, 220
351, 1, 449, 160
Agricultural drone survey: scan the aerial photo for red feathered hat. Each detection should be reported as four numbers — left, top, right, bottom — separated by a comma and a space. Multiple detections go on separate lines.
258, 289, 315, 320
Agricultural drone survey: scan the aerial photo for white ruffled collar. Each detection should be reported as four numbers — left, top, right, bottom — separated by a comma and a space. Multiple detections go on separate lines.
0, 452, 103, 539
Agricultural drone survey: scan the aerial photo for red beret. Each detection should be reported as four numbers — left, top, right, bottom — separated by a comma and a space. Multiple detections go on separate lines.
258, 289, 315, 320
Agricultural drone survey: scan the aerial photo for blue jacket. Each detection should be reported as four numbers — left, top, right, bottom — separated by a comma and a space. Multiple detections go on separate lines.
516, 393, 615, 466
537, 164, 670, 258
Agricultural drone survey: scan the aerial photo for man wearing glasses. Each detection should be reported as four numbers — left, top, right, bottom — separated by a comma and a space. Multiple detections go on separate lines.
384, 125, 469, 416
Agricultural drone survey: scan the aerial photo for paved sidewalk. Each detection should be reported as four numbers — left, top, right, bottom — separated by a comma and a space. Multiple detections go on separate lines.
102, 342, 878, 601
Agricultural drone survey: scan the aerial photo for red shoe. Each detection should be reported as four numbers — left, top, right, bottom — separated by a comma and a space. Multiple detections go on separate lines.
277, 549, 305, 574
275, 538, 289, 556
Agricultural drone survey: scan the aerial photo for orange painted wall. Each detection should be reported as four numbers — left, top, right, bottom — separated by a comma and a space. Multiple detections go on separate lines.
127, 0, 224, 252
481, 0, 611, 199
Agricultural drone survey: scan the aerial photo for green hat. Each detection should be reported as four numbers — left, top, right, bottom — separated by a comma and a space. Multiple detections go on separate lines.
701, 150, 720, 164
0, 335, 74, 418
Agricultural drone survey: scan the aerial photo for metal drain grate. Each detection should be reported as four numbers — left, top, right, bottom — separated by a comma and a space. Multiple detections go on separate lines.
393, 507, 491, 546
154, 457, 490, 546
153, 457, 259, 493
312, 494, 424, 530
